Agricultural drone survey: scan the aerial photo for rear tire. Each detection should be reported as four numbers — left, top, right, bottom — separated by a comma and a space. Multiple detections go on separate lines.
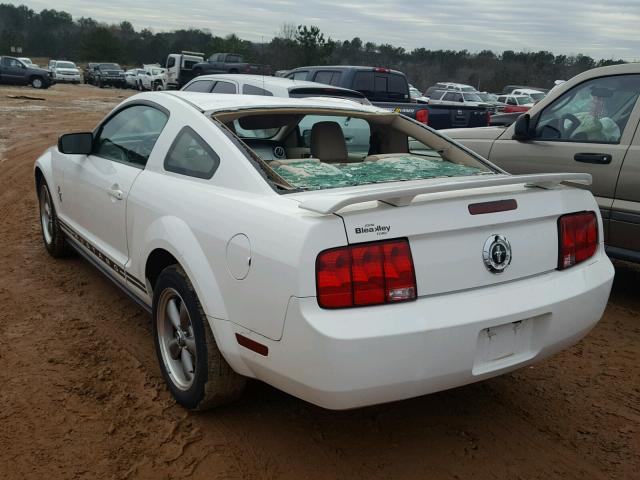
152, 265, 246, 410
38, 181, 69, 258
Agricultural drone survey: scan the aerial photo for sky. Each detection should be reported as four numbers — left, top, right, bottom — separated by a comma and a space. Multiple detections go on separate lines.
18, 0, 640, 60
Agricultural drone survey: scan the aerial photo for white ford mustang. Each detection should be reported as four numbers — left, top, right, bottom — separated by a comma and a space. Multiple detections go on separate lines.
34, 92, 614, 410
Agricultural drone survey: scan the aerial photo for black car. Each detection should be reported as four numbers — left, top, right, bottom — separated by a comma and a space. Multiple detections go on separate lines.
93, 63, 126, 88
0, 56, 53, 89
285, 66, 489, 130
83, 63, 99, 84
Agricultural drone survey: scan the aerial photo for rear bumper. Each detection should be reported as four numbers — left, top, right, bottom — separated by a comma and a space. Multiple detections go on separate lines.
213, 255, 613, 409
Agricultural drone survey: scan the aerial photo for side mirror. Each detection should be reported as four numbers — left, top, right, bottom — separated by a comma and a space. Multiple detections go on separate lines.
58, 132, 93, 155
512, 114, 531, 141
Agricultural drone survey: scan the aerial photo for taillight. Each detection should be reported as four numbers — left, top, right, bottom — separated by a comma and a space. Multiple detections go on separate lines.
316, 238, 417, 308
416, 109, 429, 124
485, 110, 491, 125
557, 211, 598, 270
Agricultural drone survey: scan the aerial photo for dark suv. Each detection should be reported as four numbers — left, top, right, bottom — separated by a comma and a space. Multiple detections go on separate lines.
0, 56, 53, 89
92, 63, 126, 88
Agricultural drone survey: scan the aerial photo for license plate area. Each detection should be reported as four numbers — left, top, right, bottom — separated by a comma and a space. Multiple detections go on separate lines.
472, 318, 536, 375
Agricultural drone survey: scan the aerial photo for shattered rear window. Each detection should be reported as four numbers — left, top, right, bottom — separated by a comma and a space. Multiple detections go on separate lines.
272, 155, 484, 191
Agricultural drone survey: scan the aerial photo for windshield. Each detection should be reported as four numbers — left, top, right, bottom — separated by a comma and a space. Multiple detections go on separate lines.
460, 86, 476, 92
57, 62, 76, 69
152, 68, 164, 75
100, 63, 120, 70
529, 92, 545, 101
517, 96, 534, 105
462, 93, 483, 102
214, 110, 493, 191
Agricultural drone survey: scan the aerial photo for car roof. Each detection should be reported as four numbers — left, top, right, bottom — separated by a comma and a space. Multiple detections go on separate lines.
288, 65, 405, 75
186, 74, 365, 95
163, 91, 386, 114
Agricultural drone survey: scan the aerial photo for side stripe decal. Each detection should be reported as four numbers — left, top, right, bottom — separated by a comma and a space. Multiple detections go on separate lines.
58, 218, 147, 294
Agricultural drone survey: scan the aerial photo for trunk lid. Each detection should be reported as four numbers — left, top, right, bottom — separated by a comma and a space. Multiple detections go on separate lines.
289, 175, 594, 296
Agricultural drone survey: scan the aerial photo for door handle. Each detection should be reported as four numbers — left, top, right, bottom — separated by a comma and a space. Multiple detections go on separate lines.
574, 153, 612, 164
108, 187, 124, 200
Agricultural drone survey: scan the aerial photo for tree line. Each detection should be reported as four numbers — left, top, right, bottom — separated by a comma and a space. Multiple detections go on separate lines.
0, 3, 627, 92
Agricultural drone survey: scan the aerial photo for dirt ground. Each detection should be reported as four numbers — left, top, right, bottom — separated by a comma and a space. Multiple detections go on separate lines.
0, 84, 638, 480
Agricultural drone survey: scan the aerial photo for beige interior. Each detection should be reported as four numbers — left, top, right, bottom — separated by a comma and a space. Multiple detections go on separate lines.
310, 121, 348, 163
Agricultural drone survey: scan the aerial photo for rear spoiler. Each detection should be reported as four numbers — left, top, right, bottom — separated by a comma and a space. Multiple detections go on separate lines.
297, 173, 592, 214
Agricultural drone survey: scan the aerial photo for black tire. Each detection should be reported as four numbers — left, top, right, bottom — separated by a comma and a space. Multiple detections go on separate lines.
38, 181, 70, 258
31, 76, 45, 89
98, 78, 104, 88
138, 81, 144, 91
152, 265, 246, 410
154, 82, 164, 91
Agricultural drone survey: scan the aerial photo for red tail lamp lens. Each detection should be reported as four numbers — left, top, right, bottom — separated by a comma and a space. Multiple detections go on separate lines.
558, 211, 598, 270
416, 109, 429, 124
316, 239, 417, 308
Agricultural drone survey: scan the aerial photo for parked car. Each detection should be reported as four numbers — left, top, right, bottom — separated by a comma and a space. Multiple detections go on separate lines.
424, 82, 477, 98
0, 55, 53, 89
18, 57, 38, 68
93, 63, 126, 88
285, 66, 489, 129
502, 84, 549, 94
137, 64, 166, 91
409, 84, 429, 103
191, 53, 271, 77
124, 68, 144, 89
35, 91, 612, 410
165, 51, 205, 90
496, 94, 535, 113
50, 60, 81, 84
83, 63, 99, 85
445, 63, 640, 262
181, 74, 369, 103
512, 88, 546, 102
428, 90, 498, 113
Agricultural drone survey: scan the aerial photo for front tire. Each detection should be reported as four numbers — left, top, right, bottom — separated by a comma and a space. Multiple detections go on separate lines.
31, 77, 44, 89
38, 181, 69, 257
152, 265, 246, 410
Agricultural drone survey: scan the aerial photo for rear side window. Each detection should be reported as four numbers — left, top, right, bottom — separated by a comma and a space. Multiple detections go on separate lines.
227, 55, 241, 63
183, 80, 214, 92
290, 71, 308, 81
352, 71, 408, 100
164, 127, 220, 179
313, 71, 342, 86
212, 81, 236, 94
243, 84, 274, 96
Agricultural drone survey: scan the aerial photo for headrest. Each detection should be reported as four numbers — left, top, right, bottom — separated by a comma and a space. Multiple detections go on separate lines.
310, 121, 348, 163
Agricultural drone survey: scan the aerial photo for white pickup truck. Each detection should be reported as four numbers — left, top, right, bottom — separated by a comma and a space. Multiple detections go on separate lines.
136, 64, 166, 91
34, 93, 613, 410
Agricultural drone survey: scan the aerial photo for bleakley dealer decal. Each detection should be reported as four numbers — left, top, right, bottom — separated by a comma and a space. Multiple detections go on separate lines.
355, 223, 391, 236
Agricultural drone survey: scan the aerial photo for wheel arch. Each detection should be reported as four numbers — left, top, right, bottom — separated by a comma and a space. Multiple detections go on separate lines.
139, 217, 230, 322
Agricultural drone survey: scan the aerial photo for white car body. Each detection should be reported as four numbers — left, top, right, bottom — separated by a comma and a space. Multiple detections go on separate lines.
19, 57, 38, 68
137, 65, 166, 91
182, 74, 370, 104
125, 68, 144, 88
34, 92, 614, 409
512, 88, 546, 102
50, 60, 81, 83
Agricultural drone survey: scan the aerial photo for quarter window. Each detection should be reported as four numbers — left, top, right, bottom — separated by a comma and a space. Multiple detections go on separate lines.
211, 81, 236, 94
164, 127, 220, 179
534, 74, 640, 144
183, 80, 214, 92
93, 105, 168, 167
242, 84, 274, 96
